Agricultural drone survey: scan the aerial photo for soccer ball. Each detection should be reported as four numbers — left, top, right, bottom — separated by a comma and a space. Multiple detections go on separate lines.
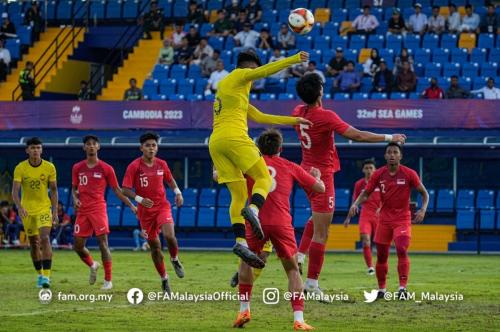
288, 8, 315, 35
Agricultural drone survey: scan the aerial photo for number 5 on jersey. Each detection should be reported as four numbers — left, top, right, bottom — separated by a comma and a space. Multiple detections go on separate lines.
299, 124, 312, 149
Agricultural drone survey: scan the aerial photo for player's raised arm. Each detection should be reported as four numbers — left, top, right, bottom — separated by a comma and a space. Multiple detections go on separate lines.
248, 104, 312, 126
413, 183, 429, 224
240, 51, 309, 82
341, 126, 407, 144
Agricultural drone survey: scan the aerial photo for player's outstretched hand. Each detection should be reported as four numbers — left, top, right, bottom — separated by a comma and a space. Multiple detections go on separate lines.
345, 204, 359, 226
130, 205, 138, 216
309, 167, 322, 179
296, 117, 313, 127
142, 198, 154, 208
343, 217, 351, 228
392, 134, 407, 144
18, 206, 28, 219
52, 213, 59, 225
298, 51, 309, 62
74, 197, 81, 210
175, 194, 184, 208
212, 170, 218, 182
412, 208, 426, 224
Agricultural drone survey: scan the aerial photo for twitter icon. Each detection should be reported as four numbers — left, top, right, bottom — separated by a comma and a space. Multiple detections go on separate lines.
363, 290, 379, 303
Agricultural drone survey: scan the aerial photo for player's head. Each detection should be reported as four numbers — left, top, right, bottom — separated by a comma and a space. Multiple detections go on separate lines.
0, 200, 10, 214
25, 137, 42, 159
129, 78, 137, 88
362, 159, 376, 178
237, 50, 261, 69
83, 135, 100, 156
296, 73, 323, 106
384, 142, 403, 166
140, 131, 160, 159
257, 128, 283, 156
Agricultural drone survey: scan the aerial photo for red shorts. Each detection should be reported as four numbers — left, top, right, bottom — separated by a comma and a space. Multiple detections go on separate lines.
139, 209, 174, 241
74, 212, 109, 238
374, 222, 411, 245
359, 210, 379, 236
304, 171, 334, 213
246, 223, 297, 260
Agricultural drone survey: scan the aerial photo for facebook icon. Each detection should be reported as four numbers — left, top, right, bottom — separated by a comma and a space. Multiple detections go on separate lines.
127, 288, 144, 304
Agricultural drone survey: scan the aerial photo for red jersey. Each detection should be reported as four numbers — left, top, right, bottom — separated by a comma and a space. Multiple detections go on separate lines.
422, 87, 444, 99
292, 104, 350, 173
247, 155, 317, 226
72, 160, 119, 215
364, 165, 421, 223
122, 157, 173, 213
353, 177, 381, 214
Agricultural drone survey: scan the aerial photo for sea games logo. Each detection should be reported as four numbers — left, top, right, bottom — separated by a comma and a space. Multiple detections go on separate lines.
356, 108, 423, 119
122, 109, 183, 120
70, 105, 83, 124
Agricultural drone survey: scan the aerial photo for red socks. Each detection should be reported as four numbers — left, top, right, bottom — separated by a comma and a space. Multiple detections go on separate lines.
154, 261, 167, 279
298, 219, 314, 254
375, 243, 390, 289
239, 283, 253, 302
363, 245, 373, 268
168, 244, 178, 260
103, 260, 112, 282
81, 254, 94, 267
291, 293, 304, 312
307, 241, 325, 280
395, 236, 411, 288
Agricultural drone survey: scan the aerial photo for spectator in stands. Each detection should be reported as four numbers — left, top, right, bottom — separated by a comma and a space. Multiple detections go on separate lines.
471, 78, 500, 100
175, 37, 193, 64
142, 1, 165, 40
304, 61, 326, 84
1, 13, 16, 40
77, 80, 96, 100
201, 49, 220, 77
233, 9, 250, 33
51, 201, 73, 247
363, 48, 381, 77
393, 48, 414, 75
333, 61, 361, 93
1, 201, 20, 246
186, 25, 201, 48
277, 23, 295, 50
187, 0, 205, 25
289, 61, 308, 78
396, 60, 416, 92
268, 49, 288, 79
234, 22, 259, 52
158, 38, 174, 65
447, 4, 461, 34
226, 0, 242, 22
421, 77, 444, 99
124, 78, 143, 101
258, 28, 274, 50
479, 4, 500, 34
19, 61, 35, 100
192, 37, 214, 64
446, 75, 470, 99
352, 5, 380, 35
428, 5, 445, 34
24, 1, 43, 41
245, 0, 262, 24
373, 59, 394, 93
212, 10, 233, 37
172, 23, 186, 49
133, 229, 149, 251
0, 39, 10, 81
387, 8, 406, 35
251, 78, 266, 93
205, 60, 228, 95
460, 5, 480, 32
407, 3, 427, 35
327, 47, 348, 77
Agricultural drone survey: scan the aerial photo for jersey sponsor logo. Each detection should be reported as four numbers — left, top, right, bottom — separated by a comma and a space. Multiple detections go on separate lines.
93, 172, 102, 178
397, 179, 406, 185
139, 173, 146, 177
157, 170, 164, 176
39, 174, 46, 181
380, 180, 386, 183
23, 176, 30, 181
374, 188, 380, 192
79, 172, 85, 176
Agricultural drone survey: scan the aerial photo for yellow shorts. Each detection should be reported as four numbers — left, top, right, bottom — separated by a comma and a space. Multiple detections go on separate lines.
24, 209, 52, 237
262, 240, 273, 253
209, 135, 261, 184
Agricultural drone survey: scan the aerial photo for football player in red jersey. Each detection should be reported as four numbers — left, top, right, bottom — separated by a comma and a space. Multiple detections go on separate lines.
293, 73, 406, 297
72, 135, 137, 290
122, 132, 185, 294
346, 143, 429, 298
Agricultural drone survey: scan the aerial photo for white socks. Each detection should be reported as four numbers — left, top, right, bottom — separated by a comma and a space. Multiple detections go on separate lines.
294, 311, 304, 323
305, 278, 318, 289
297, 252, 306, 264
379, 288, 387, 292
240, 301, 250, 313
91, 262, 98, 269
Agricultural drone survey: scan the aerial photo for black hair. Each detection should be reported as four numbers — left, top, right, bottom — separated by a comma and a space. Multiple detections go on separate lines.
465, 4, 472, 9
449, 3, 456, 7
217, 9, 224, 14
347, 60, 355, 66
130, 78, 137, 83
363, 5, 370, 9
83, 135, 99, 144
26, 137, 42, 146
362, 159, 376, 168
237, 50, 261, 67
213, 49, 221, 54
432, 5, 439, 9
296, 73, 323, 105
0, 200, 9, 208
385, 142, 403, 153
140, 132, 160, 144
309, 60, 317, 66
257, 128, 283, 156
80, 80, 87, 85
450, 75, 459, 79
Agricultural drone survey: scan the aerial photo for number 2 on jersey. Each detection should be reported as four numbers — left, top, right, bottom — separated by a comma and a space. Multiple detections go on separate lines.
299, 124, 312, 149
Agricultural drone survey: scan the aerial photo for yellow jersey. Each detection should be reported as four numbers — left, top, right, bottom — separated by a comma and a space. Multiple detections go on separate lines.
13, 159, 57, 215
211, 53, 302, 139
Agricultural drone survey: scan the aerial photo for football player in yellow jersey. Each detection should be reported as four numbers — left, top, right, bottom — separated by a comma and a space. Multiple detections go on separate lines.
209, 50, 311, 268
12, 137, 59, 288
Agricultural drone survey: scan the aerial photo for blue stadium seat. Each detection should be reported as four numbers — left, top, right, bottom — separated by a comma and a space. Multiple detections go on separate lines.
352, 92, 369, 100
106, 0, 122, 19
480, 63, 498, 78
57, 0, 73, 20
390, 92, 407, 100
371, 92, 388, 100
473, 77, 488, 90
151, 94, 167, 101
216, 207, 231, 228
343, 49, 358, 62
199, 188, 216, 207
379, 49, 395, 62
456, 209, 475, 230
349, 35, 366, 50
206, 0, 224, 10
208, 36, 224, 50
217, 187, 231, 207
440, 34, 457, 49
5, 39, 21, 60
187, 65, 202, 79
169, 64, 187, 78
314, 36, 331, 50
480, 210, 496, 230
335, 188, 350, 211
168, 94, 185, 101
195, 78, 208, 94
107, 206, 122, 227
422, 34, 439, 49
197, 207, 215, 227
386, 34, 402, 53
311, 0, 327, 8
186, 94, 203, 101
260, 93, 276, 100
403, 35, 421, 51
367, 35, 384, 50
457, 189, 475, 209
106, 189, 123, 206
177, 78, 195, 95
293, 207, 312, 228
418, 188, 435, 212
159, 78, 177, 95
90, 0, 106, 19
450, 48, 468, 63
173, 0, 189, 18
436, 189, 454, 212
331, 9, 347, 23
262, 9, 277, 22
476, 190, 495, 209
424, 63, 442, 78
432, 48, 449, 64
278, 93, 295, 100
348, 8, 363, 20
443, 63, 461, 77
200, 23, 213, 36
143, 79, 159, 96
414, 48, 431, 64
275, 0, 292, 10
122, 207, 138, 227
152, 64, 169, 78
334, 93, 351, 100
462, 63, 479, 78
344, 0, 360, 9
470, 48, 487, 63
296, 36, 313, 49
179, 207, 196, 227
332, 36, 348, 50
489, 48, 500, 63
478, 34, 495, 49
408, 92, 420, 99
58, 187, 70, 207
182, 188, 199, 207
123, 0, 139, 18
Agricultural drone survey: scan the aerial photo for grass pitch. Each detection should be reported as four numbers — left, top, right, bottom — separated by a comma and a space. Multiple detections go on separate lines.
1, 250, 499, 332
